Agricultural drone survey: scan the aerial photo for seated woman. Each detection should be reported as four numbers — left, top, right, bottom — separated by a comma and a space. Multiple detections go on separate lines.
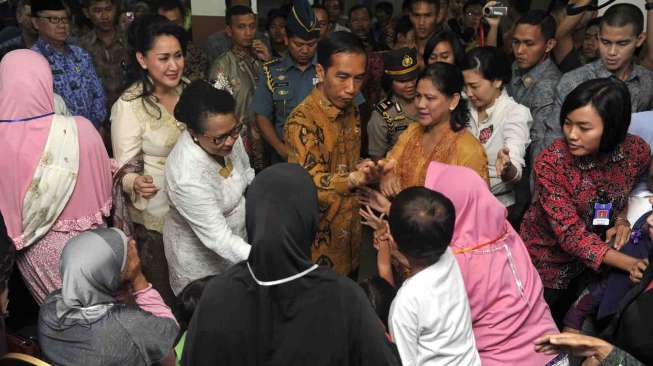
0, 50, 111, 304
387, 187, 480, 366
380, 62, 489, 197
423, 30, 465, 67
520, 78, 650, 326
163, 80, 252, 295
181, 164, 400, 366
38, 228, 178, 366
425, 162, 563, 366
461, 47, 532, 209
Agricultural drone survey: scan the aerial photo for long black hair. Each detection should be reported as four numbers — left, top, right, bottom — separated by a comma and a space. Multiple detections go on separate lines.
417, 62, 469, 132
125, 14, 188, 119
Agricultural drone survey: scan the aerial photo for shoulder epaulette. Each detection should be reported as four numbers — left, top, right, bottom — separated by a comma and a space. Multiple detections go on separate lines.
375, 97, 393, 114
262, 58, 280, 92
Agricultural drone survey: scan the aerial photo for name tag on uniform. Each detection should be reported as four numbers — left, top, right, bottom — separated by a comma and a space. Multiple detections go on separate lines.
312, 77, 320, 85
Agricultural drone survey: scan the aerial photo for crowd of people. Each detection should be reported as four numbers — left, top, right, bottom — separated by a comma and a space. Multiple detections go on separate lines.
1, 0, 653, 365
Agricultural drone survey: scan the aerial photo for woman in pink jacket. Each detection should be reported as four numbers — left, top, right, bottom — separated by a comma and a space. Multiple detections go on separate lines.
425, 161, 565, 366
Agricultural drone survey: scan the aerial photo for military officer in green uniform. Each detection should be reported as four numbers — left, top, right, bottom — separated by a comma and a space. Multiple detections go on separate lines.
367, 47, 419, 161
251, 0, 321, 163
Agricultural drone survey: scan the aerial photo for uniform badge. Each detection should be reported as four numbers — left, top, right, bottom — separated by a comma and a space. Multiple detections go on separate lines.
478, 125, 494, 144
402, 54, 413, 67
277, 75, 286, 81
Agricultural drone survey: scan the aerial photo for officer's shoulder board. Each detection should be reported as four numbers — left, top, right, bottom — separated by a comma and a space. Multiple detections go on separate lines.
262, 58, 281, 92
375, 97, 393, 114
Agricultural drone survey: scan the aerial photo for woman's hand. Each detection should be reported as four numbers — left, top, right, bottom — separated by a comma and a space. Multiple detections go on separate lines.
378, 159, 401, 197
534, 333, 614, 362
629, 258, 649, 283
496, 147, 518, 182
358, 187, 391, 214
605, 218, 631, 250
360, 205, 385, 231
133, 175, 159, 199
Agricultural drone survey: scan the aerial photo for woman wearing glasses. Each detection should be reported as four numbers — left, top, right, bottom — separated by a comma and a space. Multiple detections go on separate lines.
163, 80, 253, 295
110, 15, 188, 305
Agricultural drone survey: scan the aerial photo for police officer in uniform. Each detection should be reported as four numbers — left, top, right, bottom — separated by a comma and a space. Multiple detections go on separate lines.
367, 47, 419, 161
251, 0, 321, 164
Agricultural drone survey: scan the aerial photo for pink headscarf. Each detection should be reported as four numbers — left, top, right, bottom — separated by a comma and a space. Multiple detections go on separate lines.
424, 161, 506, 249
0, 50, 112, 248
424, 161, 558, 366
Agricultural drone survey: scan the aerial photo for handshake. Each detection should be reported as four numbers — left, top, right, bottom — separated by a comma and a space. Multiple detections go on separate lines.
347, 159, 397, 190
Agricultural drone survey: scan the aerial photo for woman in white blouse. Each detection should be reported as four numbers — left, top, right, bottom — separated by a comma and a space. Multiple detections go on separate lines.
461, 47, 532, 211
163, 80, 253, 295
110, 15, 189, 304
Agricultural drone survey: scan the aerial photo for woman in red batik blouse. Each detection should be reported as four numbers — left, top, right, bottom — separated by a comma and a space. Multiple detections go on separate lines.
520, 78, 651, 327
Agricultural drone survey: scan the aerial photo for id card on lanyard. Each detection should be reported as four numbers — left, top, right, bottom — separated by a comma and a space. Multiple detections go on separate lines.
592, 202, 612, 227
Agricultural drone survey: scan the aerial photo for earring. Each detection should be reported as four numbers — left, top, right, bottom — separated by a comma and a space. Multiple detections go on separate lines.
192, 135, 199, 143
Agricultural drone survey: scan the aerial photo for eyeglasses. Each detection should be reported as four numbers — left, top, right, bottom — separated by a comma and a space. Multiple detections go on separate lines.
205, 123, 245, 146
35, 16, 71, 25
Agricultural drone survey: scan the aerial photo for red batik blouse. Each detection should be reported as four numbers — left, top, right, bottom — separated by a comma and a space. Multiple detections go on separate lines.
520, 135, 650, 289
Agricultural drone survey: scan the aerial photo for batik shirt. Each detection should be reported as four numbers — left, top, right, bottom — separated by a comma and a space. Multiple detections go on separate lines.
520, 136, 650, 289
32, 38, 106, 127
79, 30, 129, 109
284, 88, 361, 275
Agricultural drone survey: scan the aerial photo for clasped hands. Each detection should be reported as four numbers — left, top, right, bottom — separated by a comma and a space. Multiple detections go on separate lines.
347, 158, 396, 190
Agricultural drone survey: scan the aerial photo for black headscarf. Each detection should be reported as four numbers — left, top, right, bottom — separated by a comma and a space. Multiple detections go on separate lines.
181, 164, 400, 366
246, 163, 319, 283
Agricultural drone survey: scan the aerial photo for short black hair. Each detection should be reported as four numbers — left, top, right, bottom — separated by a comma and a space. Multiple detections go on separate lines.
31, 0, 65, 15
389, 187, 456, 264
463, 0, 483, 13
174, 80, 236, 134
359, 276, 396, 329
173, 275, 215, 332
375, 1, 394, 15
515, 9, 557, 41
423, 30, 465, 67
312, 3, 327, 11
409, 0, 439, 14
418, 62, 469, 131
226, 5, 254, 26
560, 78, 631, 154
82, 0, 118, 9
601, 3, 644, 35
462, 46, 511, 86
349, 4, 371, 20
155, 0, 185, 18
317, 31, 366, 70
266, 8, 286, 30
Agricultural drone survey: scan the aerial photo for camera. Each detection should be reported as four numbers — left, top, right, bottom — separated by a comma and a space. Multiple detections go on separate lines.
484, 2, 508, 17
